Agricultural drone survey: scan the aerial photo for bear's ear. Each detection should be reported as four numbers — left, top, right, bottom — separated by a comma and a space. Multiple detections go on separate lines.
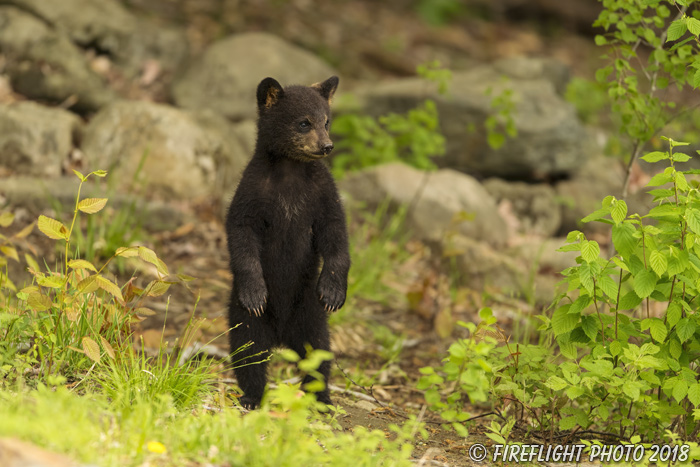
311, 76, 339, 103
257, 77, 284, 111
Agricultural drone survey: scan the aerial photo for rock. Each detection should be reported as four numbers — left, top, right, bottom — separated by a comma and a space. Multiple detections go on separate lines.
0, 437, 79, 467
0, 6, 116, 112
483, 178, 561, 237
555, 156, 652, 236
339, 163, 508, 247
0, 0, 188, 78
0, 101, 82, 177
172, 32, 337, 120
345, 57, 590, 180
447, 235, 523, 293
81, 101, 249, 199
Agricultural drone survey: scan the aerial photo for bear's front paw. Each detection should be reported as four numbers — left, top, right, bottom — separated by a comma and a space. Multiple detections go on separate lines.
317, 274, 346, 313
238, 283, 268, 317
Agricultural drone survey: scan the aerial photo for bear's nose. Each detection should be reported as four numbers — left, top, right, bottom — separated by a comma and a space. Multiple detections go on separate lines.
321, 142, 334, 155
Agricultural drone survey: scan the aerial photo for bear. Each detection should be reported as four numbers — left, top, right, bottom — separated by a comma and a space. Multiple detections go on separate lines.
225, 75, 350, 409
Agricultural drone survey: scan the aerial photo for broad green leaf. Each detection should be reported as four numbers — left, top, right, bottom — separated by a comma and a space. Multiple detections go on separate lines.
675, 171, 689, 191
37, 215, 69, 240
138, 247, 169, 276
96, 276, 124, 303
581, 315, 599, 342
667, 19, 688, 42
82, 337, 101, 363
612, 256, 630, 272
676, 318, 696, 343
612, 223, 637, 258
1, 246, 19, 262
666, 302, 682, 328
594, 35, 607, 45
99, 336, 115, 360
569, 295, 591, 315
77, 275, 98, 294
648, 203, 679, 219
146, 280, 171, 297
689, 383, 700, 407
649, 250, 667, 276
0, 212, 14, 227
618, 290, 642, 310
670, 338, 682, 360
686, 209, 700, 235
581, 240, 600, 263
649, 318, 668, 343
582, 207, 611, 223
694, 69, 700, 89
77, 198, 108, 214
647, 172, 672, 187
673, 379, 688, 403
91, 170, 108, 177
566, 386, 585, 400
598, 275, 619, 300
545, 376, 568, 391
578, 262, 594, 294
36, 274, 65, 289
687, 17, 700, 36
552, 306, 580, 336
611, 200, 628, 224
623, 381, 641, 400
673, 152, 691, 162
68, 259, 98, 272
641, 151, 668, 163
27, 292, 51, 312
115, 247, 139, 258
634, 269, 657, 298
609, 339, 622, 356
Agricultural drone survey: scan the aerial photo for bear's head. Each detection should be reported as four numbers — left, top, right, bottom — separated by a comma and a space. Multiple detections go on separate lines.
255, 76, 339, 162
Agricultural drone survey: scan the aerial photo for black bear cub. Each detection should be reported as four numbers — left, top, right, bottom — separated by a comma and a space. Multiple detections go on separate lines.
226, 76, 350, 409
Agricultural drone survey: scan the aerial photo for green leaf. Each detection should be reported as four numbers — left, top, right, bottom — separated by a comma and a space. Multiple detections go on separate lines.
82, 337, 101, 363
582, 207, 611, 223
612, 223, 637, 258
77, 198, 108, 215
545, 376, 568, 391
648, 204, 679, 219
0, 212, 14, 227
673, 152, 691, 162
634, 269, 657, 298
552, 306, 580, 336
619, 290, 642, 310
566, 386, 586, 400
694, 69, 700, 89
609, 340, 622, 356
649, 250, 667, 276
675, 171, 689, 191
670, 338, 682, 360
72, 169, 85, 182
687, 17, 700, 36
649, 318, 668, 343
578, 262, 594, 294
595, 35, 608, 45
611, 200, 628, 224
581, 240, 600, 263
667, 19, 688, 42
91, 170, 108, 178
37, 215, 69, 241
667, 302, 682, 328
676, 318, 696, 343
68, 259, 98, 272
686, 209, 700, 235
623, 381, 641, 400
138, 246, 169, 276
673, 379, 689, 403
641, 151, 668, 163
647, 172, 672, 187
598, 275, 619, 300
688, 383, 700, 407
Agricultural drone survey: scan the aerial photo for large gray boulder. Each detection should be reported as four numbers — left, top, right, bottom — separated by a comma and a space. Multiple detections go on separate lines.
0, 101, 82, 177
81, 101, 249, 199
344, 57, 590, 180
0, 6, 115, 112
0, 0, 188, 78
339, 163, 508, 247
172, 32, 337, 120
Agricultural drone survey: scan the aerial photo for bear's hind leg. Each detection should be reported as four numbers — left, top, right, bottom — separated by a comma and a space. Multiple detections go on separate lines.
285, 308, 333, 405
229, 305, 274, 409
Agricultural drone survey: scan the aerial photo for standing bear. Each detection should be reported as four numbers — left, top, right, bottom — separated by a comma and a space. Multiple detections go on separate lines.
226, 76, 350, 409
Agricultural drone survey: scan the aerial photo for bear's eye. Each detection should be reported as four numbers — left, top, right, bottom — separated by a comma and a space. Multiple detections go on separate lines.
324, 119, 330, 130
299, 120, 311, 131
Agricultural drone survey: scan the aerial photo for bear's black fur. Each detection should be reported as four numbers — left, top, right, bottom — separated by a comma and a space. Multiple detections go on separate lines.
226, 76, 350, 409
